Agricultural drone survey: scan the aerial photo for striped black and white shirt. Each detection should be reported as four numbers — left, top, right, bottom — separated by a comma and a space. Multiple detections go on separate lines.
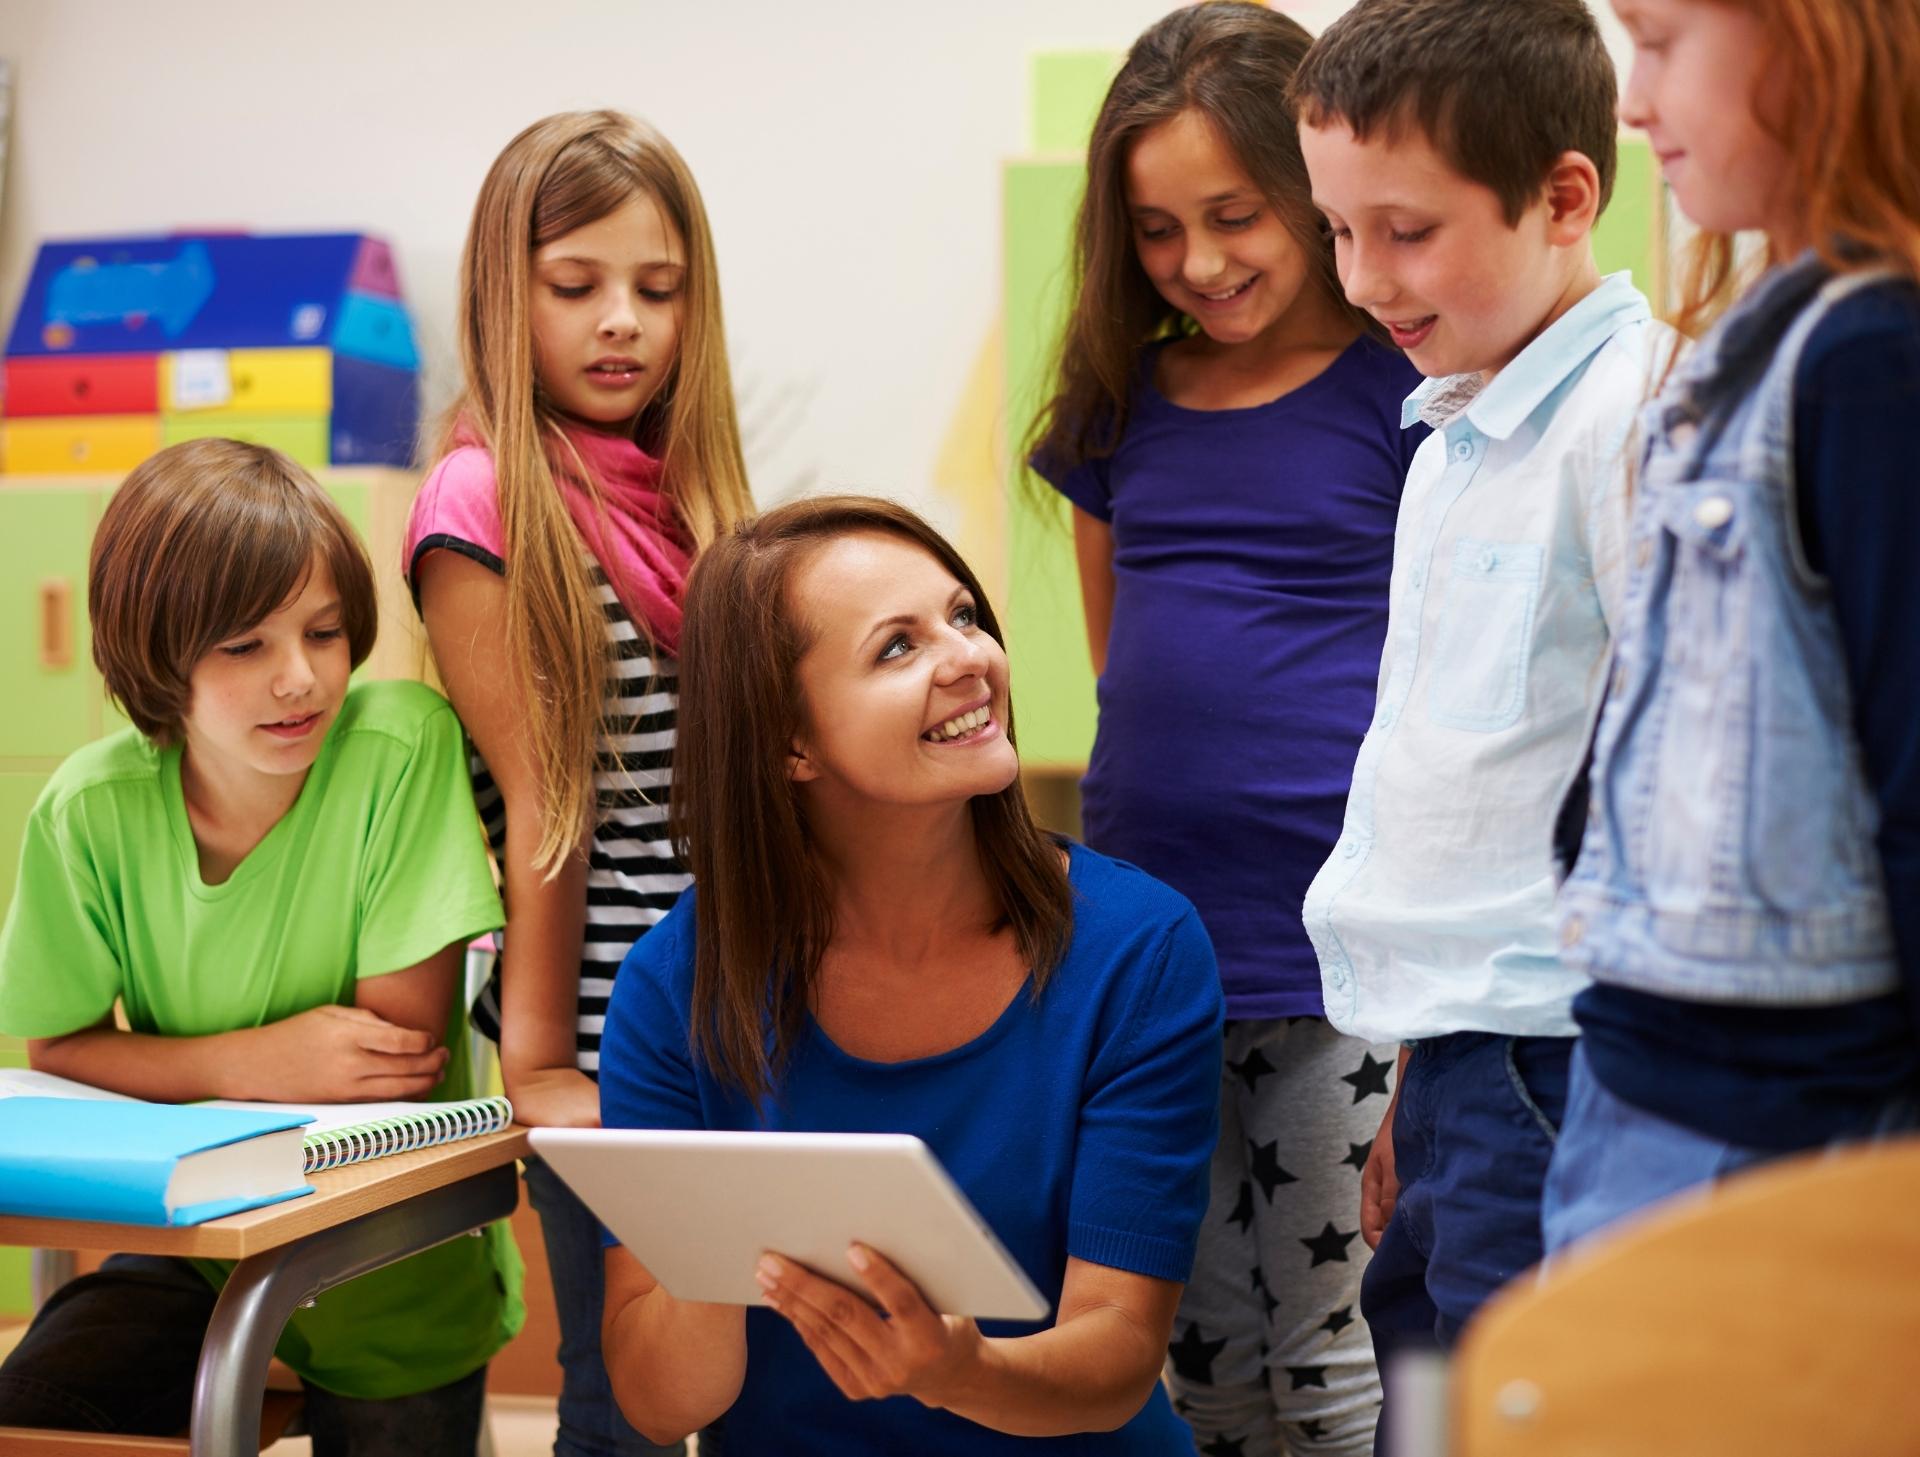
466, 568, 690, 1073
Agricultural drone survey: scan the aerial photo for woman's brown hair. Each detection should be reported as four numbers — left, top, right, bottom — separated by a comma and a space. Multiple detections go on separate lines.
674, 495, 1074, 1100
1028, 1, 1378, 478
1669, 0, 1920, 338
440, 110, 753, 875
91, 437, 377, 743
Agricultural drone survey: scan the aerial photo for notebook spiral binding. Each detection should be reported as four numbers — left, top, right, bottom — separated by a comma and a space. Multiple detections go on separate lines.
302, 1096, 514, 1174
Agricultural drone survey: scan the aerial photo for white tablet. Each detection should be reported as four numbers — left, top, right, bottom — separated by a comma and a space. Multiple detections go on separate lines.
529, 1127, 1052, 1322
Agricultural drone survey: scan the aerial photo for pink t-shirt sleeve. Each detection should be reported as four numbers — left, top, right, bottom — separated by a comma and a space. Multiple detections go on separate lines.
403, 446, 508, 587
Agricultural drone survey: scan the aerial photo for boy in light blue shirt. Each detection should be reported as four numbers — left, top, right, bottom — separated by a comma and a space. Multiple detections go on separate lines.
1291, 0, 1674, 1438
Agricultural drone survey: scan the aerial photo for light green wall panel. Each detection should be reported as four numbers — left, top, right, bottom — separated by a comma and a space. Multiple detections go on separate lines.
0, 491, 96, 758
1030, 51, 1119, 153
1003, 160, 1097, 770
0, 1247, 29, 1319
324, 480, 371, 544
1594, 134, 1662, 298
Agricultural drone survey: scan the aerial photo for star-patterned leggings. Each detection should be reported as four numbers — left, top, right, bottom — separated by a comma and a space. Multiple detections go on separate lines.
1166, 1016, 1398, 1457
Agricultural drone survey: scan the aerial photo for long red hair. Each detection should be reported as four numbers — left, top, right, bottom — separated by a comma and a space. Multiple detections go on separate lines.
1671, 0, 1920, 337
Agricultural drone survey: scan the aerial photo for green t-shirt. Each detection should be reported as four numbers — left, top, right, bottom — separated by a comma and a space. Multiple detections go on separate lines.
0, 679, 524, 1398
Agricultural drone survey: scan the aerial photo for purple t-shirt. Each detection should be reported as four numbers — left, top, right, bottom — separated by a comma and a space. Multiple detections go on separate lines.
1039, 337, 1426, 1019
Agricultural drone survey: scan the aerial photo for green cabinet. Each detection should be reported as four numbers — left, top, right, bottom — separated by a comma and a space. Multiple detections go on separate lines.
0, 489, 99, 758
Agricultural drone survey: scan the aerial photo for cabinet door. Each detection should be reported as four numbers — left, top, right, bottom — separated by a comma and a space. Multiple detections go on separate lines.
0, 492, 97, 757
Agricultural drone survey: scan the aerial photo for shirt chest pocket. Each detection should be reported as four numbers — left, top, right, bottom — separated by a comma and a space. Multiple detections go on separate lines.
1426, 539, 1545, 733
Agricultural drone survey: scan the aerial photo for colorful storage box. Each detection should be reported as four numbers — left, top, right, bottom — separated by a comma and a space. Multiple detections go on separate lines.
2, 233, 420, 474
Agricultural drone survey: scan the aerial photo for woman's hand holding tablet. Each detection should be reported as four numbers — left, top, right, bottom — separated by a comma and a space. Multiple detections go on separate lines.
755, 1243, 985, 1407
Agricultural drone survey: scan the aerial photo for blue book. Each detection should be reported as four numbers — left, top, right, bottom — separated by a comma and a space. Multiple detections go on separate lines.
0, 1097, 316, 1226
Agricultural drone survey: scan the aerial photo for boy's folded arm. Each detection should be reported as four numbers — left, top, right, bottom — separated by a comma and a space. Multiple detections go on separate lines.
355, 939, 467, 1101
27, 999, 451, 1104
419, 548, 600, 1129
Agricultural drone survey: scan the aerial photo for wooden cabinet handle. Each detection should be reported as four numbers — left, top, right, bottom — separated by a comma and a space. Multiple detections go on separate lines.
40, 578, 73, 670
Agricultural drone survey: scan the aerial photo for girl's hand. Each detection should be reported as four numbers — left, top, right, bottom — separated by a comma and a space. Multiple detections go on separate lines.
245, 1005, 448, 1102
1359, 1103, 1399, 1250
506, 1065, 602, 1128
756, 1246, 984, 1407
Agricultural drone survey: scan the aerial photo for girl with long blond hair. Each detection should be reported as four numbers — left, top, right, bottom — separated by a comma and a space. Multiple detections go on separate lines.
1545, 0, 1920, 1251
406, 109, 751, 1456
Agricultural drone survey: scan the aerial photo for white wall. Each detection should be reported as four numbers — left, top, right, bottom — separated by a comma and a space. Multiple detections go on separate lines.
0, 1, 1631, 528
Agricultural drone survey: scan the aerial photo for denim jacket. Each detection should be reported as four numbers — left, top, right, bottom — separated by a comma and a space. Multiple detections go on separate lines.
1557, 258, 1900, 1005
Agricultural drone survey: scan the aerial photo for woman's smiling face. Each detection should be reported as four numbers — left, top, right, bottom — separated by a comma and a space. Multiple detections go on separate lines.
786, 531, 1018, 810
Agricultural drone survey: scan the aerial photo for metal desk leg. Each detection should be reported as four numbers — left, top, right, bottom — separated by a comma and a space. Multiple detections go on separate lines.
189, 1164, 517, 1457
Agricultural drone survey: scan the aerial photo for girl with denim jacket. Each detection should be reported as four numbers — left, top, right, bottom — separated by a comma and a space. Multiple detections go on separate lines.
1544, 0, 1920, 1250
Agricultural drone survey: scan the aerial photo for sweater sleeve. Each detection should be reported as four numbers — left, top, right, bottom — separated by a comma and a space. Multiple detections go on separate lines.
1793, 287, 1920, 1031
1067, 905, 1224, 1282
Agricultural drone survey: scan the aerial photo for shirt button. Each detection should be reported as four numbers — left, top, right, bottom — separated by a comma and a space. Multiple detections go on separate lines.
1693, 495, 1734, 529
1343, 840, 1361, 859
1409, 569, 1425, 591
1329, 967, 1348, 988
1560, 915, 1586, 948
1453, 440, 1474, 461
1477, 548, 1497, 572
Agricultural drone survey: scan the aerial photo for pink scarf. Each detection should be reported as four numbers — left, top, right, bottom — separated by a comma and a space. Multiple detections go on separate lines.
552, 426, 693, 656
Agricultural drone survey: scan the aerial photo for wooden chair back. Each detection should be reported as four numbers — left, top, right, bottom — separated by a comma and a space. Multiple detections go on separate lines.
1453, 1136, 1920, 1456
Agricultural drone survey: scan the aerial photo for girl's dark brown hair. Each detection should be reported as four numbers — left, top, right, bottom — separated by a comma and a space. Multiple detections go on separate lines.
1029, 1, 1377, 477
90, 437, 377, 744
673, 495, 1074, 1100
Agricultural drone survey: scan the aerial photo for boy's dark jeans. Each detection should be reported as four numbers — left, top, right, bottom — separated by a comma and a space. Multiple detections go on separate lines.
0, 1253, 486, 1455
1359, 1032, 1573, 1457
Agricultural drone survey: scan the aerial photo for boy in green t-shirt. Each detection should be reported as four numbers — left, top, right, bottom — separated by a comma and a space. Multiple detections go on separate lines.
0, 438, 523, 1453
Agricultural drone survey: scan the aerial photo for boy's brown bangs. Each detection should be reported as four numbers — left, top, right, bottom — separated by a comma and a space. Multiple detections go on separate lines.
91, 439, 377, 743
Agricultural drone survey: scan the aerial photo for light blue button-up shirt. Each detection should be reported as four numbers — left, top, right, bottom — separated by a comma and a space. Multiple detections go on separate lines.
1302, 273, 1672, 1043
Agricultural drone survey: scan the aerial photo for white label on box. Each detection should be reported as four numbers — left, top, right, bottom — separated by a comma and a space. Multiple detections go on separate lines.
291, 304, 326, 341
170, 349, 232, 409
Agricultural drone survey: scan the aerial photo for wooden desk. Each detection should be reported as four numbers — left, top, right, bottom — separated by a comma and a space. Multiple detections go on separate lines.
0, 1126, 529, 1457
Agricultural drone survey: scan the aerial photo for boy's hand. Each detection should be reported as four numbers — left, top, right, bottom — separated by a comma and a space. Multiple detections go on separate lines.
243, 1005, 449, 1102
1360, 1089, 1400, 1249
505, 1065, 601, 1128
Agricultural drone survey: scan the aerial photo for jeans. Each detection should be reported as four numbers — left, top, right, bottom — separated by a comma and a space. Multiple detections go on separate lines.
1359, 1032, 1571, 1457
1542, 1042, 1920, 1254
522, 1156, 689, 1457
0, 1254, 486, 1455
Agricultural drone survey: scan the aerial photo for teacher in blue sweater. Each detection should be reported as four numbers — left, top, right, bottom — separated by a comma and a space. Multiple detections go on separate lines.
597, 495, 1223, 1455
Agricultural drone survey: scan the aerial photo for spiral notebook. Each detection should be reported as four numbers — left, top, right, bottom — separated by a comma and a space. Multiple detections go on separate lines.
215, 1096, 516, 1173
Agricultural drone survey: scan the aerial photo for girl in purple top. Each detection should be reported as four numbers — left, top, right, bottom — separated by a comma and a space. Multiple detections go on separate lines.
1029, 7, 1424, 1453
